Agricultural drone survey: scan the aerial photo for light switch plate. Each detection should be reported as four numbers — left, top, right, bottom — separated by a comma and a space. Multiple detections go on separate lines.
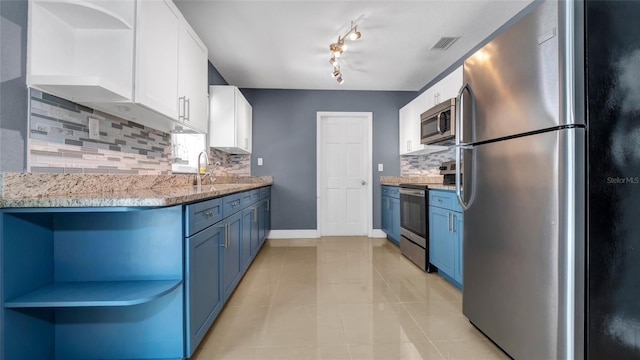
378, 163, 384, 172
258, 158, 263, 166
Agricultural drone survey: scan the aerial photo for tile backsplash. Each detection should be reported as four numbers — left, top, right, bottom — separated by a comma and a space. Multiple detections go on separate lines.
209, 148, 251, 177
401, 146, 456, 176
28, 90, 172, 174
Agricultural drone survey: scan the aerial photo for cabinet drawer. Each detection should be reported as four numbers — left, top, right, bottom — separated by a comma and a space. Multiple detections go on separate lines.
249, 189, 260, 205
223, 193, 242, 216
186, 198, 223, 236
239, 189, 259, 208
429, 190, 462, 212
259, 186, 270, 200
382, 186, 400, 199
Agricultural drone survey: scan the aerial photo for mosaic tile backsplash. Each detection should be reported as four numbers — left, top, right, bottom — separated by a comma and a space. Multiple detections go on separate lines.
400, 146, 456, 176
29, 90, 172, 175
209, 147, 251, 177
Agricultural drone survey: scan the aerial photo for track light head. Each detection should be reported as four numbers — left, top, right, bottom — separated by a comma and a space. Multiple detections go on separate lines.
332, 67, 340, 78
349, 26, 361, 40
336, 76, 344, 84
329, 42, 343, 57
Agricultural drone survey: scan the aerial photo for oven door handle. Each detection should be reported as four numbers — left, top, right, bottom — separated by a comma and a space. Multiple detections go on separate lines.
399, 188, 425, 197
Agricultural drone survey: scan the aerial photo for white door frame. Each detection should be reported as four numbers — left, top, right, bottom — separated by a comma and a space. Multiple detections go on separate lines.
316, 111, 373, 237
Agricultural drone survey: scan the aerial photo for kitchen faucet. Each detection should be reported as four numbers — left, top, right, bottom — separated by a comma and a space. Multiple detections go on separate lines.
197, 150, 214, 185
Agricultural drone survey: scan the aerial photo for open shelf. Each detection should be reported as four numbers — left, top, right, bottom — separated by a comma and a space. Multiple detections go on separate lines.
36, 0, 132, 29
30, 75, 131, 103
5, 280, 182, 308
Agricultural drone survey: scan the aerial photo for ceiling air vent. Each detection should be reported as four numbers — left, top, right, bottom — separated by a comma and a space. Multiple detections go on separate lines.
430, 36, 460, 50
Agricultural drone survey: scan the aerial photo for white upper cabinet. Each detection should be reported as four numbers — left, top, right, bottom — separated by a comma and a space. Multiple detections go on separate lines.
135, 0, 180, 120
209, 86, 252, 154
427, 66, 463, 107
28, 0, 209, 134
398, 66, 462, 156
27, 0, 135, 102
177, 21, 208, 134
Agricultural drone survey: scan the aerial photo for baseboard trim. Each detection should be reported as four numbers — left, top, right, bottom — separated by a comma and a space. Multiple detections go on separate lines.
267, 230, 320, 239
267, 229, 387, 239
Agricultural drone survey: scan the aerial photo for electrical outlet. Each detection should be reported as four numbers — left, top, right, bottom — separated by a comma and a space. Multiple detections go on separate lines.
89, 117, 100, 140
257, 158, 263, 166
378, 163, 384, 172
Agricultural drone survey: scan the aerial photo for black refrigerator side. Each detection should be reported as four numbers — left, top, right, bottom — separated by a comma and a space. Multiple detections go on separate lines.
586, 1, 640, 358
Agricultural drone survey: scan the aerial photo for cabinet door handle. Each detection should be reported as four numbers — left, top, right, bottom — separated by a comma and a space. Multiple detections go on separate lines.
266, 200, 270, 211
185, 97, 190, 121
448, 213, 452, 233
452, 214, 456, 233
178, 96, 186, 121
226, 223, 230, 247
253, 207, 258, 223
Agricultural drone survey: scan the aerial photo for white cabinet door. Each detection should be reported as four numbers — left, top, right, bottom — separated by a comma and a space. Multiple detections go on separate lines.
438, 66, 463, 100
234, 88, 245, 150
244, 100, 253, 153
398, 104, 412, 155
209, 86, 252, 154
179, 21, 208, 133
234, 88, 252, 153
135, 0, 180, 120
408, 92, 427, 153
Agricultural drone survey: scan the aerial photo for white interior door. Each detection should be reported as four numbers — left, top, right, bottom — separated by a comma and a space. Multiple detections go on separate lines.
317, 112, 372, 236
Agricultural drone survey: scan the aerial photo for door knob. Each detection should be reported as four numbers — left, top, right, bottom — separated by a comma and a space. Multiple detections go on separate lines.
361, 180, 366, 185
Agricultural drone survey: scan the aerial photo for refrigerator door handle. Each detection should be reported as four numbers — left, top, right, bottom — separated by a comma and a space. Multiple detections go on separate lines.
456, 82, 476, 211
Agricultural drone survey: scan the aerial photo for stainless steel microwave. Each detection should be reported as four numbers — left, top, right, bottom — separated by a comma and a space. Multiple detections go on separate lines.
420, 97, 457, 145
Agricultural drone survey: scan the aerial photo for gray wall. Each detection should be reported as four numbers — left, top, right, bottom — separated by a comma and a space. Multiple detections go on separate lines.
0, 0, 28, 172
242, 89, 415, 230
208, 61, 228, 86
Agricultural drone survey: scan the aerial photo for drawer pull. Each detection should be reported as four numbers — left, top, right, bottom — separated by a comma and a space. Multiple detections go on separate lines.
205, 211, 213, 217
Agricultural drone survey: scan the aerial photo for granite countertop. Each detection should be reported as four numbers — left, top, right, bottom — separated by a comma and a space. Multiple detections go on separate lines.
380, 176, 456, 191
0, 173, 273, 208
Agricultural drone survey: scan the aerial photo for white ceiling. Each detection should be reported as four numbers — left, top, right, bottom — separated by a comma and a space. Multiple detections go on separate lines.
174, 0, 535, 91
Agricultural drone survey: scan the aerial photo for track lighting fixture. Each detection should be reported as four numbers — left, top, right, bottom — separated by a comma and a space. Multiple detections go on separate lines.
349, 25, 361, 40
328, 20, 361, 85
332, 66, 341, 78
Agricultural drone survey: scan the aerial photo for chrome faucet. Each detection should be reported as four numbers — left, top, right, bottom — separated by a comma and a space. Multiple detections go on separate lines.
197, 150, 213, 185
211, 161, 221, 183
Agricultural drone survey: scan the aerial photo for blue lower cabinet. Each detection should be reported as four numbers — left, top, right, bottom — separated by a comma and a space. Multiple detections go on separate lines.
389, 197, 401, 244
429, 206, 456, 276
453, 213, 463, 285
241, 207, 254, 271
185, 224, 223, 357
222, 211, 243, 301
1, 207, 185, 360
381, 186, 400, 245
429, 189, 463, 289
250, 205, 260, 255
1, 186, 272, 359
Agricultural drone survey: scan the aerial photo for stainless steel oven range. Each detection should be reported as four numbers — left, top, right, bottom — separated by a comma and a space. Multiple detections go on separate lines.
398, 183, 435, 272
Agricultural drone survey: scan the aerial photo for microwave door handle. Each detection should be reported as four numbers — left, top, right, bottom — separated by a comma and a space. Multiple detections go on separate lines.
436, 112, 442, 134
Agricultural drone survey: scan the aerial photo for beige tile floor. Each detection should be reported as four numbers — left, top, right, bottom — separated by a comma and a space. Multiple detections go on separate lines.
191, 237, 510, 360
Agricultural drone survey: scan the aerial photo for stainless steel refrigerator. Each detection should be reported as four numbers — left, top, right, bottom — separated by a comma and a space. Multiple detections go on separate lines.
456, 1, 585, 359
458, 0, 640, 358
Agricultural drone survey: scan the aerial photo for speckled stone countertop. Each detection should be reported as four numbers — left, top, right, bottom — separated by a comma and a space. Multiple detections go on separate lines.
0, 173, 273, 208
380, 176, 456, 191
